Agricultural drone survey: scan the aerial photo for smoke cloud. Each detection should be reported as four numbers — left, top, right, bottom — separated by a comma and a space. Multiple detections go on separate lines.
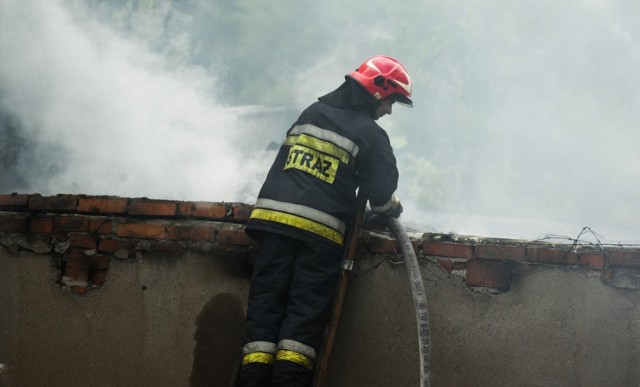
0, 0, 272, 203
1, 0, 639, 243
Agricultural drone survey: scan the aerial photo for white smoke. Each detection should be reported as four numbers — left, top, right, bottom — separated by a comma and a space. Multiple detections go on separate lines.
1, 0, 639, 244
0, 0, 270, 203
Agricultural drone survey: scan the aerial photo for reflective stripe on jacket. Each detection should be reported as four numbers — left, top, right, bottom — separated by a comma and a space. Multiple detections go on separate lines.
246, 101, 398, 247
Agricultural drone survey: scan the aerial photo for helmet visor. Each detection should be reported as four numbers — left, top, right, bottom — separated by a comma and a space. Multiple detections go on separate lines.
393, 93, 413, 107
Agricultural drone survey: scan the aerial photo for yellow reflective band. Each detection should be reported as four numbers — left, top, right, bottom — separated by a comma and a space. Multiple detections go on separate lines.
284, 144, 339, 184
255, 199, 345, 234
250, 208, 344, 246
242, 352, 275, 366
285, 134, 351, 164
289, 124, 360, 158
276, 350, 314, 370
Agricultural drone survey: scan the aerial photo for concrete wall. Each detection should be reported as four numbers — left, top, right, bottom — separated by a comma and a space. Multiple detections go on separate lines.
1, 193, 639, 386
1, 248, 639, 387
327, 255, 640, 387
0, 249, 250, 387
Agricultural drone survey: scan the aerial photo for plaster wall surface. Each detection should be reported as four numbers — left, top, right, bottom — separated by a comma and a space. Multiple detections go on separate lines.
1, 248, 639, 387
0, 250, 250, 387
328, 255, 640, 387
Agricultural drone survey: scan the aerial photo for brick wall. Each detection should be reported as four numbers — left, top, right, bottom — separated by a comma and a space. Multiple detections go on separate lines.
1, 193, 639, 295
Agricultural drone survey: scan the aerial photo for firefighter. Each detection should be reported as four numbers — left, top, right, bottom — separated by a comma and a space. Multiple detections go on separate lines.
239, 55, 412, 387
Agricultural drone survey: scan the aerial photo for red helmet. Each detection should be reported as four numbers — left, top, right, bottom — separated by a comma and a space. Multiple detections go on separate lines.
348, 55, 413, 107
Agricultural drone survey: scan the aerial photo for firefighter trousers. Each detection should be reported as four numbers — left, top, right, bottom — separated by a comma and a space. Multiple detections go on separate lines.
239, 232, 343, 387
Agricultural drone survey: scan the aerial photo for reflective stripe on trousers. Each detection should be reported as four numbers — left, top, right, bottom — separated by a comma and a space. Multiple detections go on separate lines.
242, 341, 277, 366
242, 338, 317, 371
241, 233, 343, 361
276, 339, 316, 370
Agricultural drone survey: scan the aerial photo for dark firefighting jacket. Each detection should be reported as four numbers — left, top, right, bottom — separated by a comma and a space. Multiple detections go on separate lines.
245, 100, 399, 249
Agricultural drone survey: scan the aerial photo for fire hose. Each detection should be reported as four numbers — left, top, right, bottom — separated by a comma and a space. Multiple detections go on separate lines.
314, 210, 433, 387
383, 215, 433, 387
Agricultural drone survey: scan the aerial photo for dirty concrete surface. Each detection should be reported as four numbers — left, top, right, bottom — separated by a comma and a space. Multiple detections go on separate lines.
1, 248, 639, 386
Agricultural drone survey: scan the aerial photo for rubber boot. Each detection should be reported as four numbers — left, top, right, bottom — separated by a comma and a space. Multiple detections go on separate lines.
270, 360, 313, 387
238, 363, 272, 387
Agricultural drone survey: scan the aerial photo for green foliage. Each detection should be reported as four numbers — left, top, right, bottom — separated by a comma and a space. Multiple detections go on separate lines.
400, 154, 456, 212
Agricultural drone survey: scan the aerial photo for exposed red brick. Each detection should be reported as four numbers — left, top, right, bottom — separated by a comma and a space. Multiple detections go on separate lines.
232, 203, 253, 221
368, 236, 398, 254
475, 244, 526, 261
436, 259, 468, 273
217, 228, 258, 246
167, 225, 216, 242
578, 251, 606, 268
98, 239, 130, 253
423, 241, 474, 259
29, 194, 77, 211
0, 216, 29, 232
64, 248, 89, 282
69, 234, 97, 250
598, 269, 640, 290
177, 202, 228, 219
465, 259, 513, 290
116, 223, 166, 239
129, 199, 177, 217
31, 218, 54, 234
410, 238, 420, 255
53, 232, 69, 242
89, 219, 114, 234
90, 270, 108, 287
54, 216, 90, 232
0, 193, 30, 209
90, 256, 111, 270
71, 286, 87, 295
608, 250, 640, 268
527, 246, 578, 265
437, 259, 454, 272
77, 197, 128, 214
